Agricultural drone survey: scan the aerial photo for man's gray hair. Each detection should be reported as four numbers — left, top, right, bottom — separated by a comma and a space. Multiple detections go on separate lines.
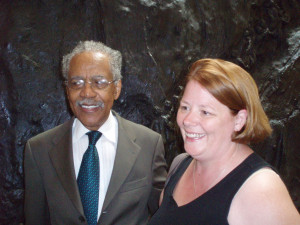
62, 40, 122, 80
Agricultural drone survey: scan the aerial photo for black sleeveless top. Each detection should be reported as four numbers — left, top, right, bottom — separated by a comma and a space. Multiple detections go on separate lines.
148, 153, 271, 225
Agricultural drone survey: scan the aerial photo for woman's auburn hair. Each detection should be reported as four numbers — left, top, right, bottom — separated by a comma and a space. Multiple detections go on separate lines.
186, 58, 272, 144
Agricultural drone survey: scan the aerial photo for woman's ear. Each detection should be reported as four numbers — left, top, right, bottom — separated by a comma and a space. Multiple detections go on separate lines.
234, 109, 247, 132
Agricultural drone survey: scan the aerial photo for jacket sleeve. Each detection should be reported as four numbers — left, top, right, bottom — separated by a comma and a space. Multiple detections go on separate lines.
148, 135, 167, 214
24, 141, 50, 225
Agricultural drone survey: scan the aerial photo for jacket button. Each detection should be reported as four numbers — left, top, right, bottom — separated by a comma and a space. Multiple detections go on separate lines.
79, 216, 85, 222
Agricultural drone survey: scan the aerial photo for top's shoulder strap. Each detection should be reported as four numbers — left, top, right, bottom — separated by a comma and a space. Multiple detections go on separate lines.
165, 153, 190, 187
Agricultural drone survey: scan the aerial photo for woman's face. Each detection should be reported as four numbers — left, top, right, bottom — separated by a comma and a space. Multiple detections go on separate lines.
177, 80, 239, 159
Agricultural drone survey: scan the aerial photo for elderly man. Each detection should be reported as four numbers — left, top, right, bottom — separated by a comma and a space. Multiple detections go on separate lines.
24, 41, 167, 225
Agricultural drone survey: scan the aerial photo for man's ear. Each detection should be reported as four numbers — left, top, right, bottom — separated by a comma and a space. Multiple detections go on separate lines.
65, 86, 70, 100
114, 80, 122, 100
234, 109, 247, 132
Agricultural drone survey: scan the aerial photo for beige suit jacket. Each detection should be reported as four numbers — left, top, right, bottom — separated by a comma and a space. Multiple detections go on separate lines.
24, 112, 167, 225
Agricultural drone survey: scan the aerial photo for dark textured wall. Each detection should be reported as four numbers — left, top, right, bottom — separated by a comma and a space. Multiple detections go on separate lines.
0, 0, 299, 224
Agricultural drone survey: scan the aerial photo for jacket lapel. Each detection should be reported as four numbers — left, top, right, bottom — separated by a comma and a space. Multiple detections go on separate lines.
48, 118, 84, 215
101, 113, 141, 212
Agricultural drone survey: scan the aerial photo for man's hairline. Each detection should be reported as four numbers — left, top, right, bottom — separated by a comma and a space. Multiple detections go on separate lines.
66, 50, 118, 81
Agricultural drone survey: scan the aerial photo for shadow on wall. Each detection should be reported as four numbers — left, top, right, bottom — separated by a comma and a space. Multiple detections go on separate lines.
0, 57, 23, 224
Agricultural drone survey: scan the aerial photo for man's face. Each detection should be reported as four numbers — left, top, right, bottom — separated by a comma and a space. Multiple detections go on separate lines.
66, 51, 121, 130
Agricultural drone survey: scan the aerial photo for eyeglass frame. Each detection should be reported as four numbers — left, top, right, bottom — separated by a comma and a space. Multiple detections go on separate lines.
64, 76, 119, 90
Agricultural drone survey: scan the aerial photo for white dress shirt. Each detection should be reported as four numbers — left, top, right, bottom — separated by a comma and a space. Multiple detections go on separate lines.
72, 111, 118, 220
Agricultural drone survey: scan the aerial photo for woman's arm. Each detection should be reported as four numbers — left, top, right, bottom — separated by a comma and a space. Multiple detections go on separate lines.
228, 168, 300, 225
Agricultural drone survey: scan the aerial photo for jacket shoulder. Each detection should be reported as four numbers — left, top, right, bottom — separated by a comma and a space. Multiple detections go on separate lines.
118, 116, 161, 137
27, 119, 73, 145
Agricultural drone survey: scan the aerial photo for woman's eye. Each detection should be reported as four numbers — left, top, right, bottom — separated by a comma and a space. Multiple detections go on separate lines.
180, 105, 188, 111
201, 110, 211, 115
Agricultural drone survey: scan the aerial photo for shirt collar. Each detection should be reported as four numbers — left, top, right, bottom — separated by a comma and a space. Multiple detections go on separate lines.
72, 111, 118, 144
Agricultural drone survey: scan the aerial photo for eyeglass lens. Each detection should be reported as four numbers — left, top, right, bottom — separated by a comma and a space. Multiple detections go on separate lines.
66, 76, 115, 90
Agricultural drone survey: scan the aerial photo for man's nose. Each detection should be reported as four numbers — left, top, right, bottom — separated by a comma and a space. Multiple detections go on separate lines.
80, 81, 97, 98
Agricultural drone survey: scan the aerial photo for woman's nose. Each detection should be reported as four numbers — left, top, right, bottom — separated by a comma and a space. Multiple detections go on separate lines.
183, 111, 199, 126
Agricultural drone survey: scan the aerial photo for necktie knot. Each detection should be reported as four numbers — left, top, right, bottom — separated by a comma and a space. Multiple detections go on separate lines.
87, 131, 102, 146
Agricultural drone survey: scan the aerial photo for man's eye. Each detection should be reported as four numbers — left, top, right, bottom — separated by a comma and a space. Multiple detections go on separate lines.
95, 79, 107, 84
71, 80, 84, 85
94, 79, 109, 88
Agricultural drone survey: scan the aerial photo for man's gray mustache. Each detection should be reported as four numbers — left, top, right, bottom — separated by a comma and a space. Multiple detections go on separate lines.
76, 99, 104, 108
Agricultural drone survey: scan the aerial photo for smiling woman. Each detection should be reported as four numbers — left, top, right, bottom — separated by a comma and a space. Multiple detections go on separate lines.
148, 58, 300, 225
177, 79, 242, 160
185, 58, 272, 144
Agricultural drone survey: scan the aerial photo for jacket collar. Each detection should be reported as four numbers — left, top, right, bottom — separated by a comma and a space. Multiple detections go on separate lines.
49, 117, 85, 215
48, 113, 141, 218
101, 111, 141, 211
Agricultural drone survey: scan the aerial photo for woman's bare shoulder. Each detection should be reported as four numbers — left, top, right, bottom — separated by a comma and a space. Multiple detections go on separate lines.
228, 168, 300, 225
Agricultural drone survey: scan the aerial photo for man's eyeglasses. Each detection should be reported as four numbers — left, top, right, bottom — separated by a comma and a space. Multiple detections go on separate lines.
65, 77, 117, 90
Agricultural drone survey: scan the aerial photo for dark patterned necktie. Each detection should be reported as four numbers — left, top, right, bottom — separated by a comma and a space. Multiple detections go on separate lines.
77, 131, 101, 225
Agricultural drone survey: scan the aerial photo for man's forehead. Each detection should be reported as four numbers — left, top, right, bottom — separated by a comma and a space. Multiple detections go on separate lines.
89, 51, 107, 59
73, 51, 108, 60
69, 51, 111, 68
68, 51, 113, 78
